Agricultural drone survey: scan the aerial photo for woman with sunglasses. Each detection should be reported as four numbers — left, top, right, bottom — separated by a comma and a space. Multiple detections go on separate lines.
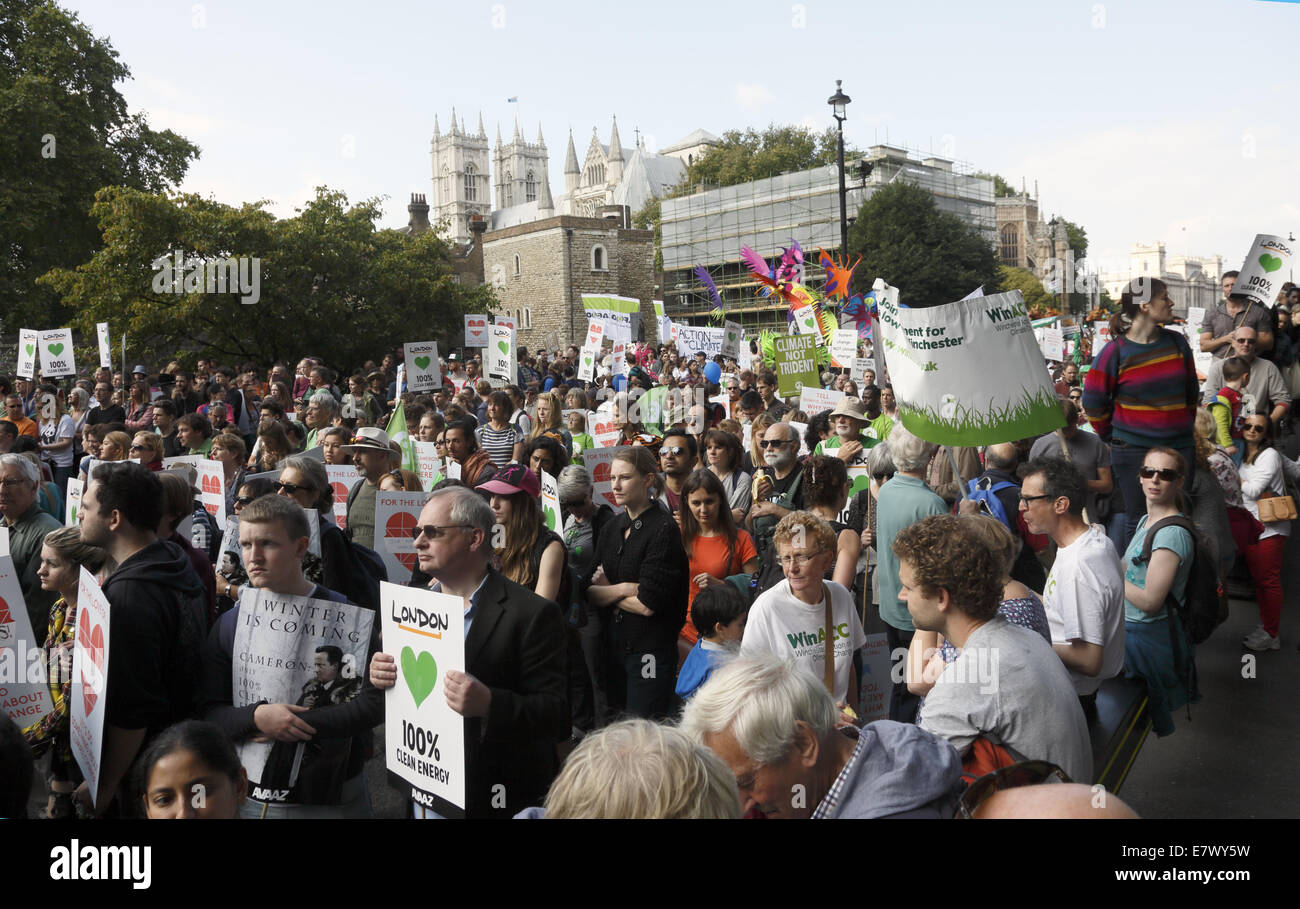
1081, 278, 1199, 546
1120, 448, 1199, 733
1239, 415, 1289, 651
130, 431, 165, 471
588, 446, 689, 719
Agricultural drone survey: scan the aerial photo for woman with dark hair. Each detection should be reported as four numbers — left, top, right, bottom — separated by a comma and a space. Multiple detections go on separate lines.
1081, 277, 1199, 546
679, 469, 759, 650
476, 464, 567, 605
588, 446, 689, 719
525, 434, 569, 480
1238, 414, 1289, 651
702, 428, 751, 524
252, 421, 291, 472
475, 390, 526, 467
124, 379, 155, 433
801, 455, 861, 592
136, 720, 247, 818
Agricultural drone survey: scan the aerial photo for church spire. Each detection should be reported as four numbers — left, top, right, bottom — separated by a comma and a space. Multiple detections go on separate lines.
450, 106, 459, 135
433, 114, 440, 138
608, 116, 624, 161
537, 122, 545, 145
496, 121, 503, 148
514, 116, 522, 141
564, 129, 580, 194
477, 111, 486, 139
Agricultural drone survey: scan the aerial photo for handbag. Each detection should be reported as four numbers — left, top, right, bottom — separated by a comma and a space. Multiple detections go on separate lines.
1256, 490, 1298, 523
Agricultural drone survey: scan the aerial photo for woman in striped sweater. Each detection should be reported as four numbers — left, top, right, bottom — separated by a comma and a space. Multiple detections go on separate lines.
1081, 278, 1200, 547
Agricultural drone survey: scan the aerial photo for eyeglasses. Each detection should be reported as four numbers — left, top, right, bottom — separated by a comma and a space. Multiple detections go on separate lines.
274, 482, 311, 495
659, 446, 687, 457
233, 496, 256, 507
1138, 466, 1181, 481
956, 761, 1071, 819
410, 524, 472, 541
1234, 337, 1257, 346
776, 551, 826, 568
759, 439, 792, 449
1243, 424, 1268, 433
1018, 494, 1052, 504
129, 443, 147, 451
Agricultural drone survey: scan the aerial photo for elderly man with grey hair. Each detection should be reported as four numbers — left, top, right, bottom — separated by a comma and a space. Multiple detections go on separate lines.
875, 424, 946, 724
0, 453, 62, 643
680, 654, 963, 819
303, 392, 338, 450
369, 484, 568, 818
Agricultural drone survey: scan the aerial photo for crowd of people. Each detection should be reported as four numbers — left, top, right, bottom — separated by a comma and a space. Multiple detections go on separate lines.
1, 270, 1294, 820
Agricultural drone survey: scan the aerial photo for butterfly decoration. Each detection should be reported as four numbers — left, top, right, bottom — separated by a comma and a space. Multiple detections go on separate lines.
817, 248, 860, 301
776, 239, 805, 288
838, 291, 878, 340
694, 265, 725, 323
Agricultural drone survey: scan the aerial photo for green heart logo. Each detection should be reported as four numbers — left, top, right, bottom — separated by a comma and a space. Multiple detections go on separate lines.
414, 356, 431, 371
24, 343, 34, 357
47, 342, 64, 356
1259, 253, 1283, 274
543, 503, 557, 531
497, 340, 510, 355
400, 645, 438, 708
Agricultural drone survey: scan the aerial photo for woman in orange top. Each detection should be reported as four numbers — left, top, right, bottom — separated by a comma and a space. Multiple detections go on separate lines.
679, 469, 759, 650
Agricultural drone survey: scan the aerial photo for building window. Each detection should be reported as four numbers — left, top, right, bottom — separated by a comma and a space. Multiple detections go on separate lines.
513, 254, 521, 276
464, 163, 478, 202
999, 224, 1019, 264
526, 170, 536, 203
504, 171, 513, 207
441, 166, 450, 202
592, 245, 607, 271
524, 307, 532, 329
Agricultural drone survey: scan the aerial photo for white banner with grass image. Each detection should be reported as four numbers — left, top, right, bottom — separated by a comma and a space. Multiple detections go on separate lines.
878, 289, 1064, 446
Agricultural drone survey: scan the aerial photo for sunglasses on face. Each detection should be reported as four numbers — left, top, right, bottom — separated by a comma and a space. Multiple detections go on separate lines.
274, 481, 311, 495
410, 524, 471, 541
1138, 466, 1181, 481
759, 439, 792, 449
659, 446, 687, 457
1243, 423, 1267, 433
234, 496, 255, 507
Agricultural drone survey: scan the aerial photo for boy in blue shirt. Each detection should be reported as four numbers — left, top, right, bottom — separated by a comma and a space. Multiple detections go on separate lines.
676, 585, 748, 700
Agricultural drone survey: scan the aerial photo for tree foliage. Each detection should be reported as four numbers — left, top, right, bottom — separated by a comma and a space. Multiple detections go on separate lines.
999, 265, 1057, 318
0, 0, 200, 325
683, 124, 860, 189
845, 181, 1002, 308
40, 187, 496, 373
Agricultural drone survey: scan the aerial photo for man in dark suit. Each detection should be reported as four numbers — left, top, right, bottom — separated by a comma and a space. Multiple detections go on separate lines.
369, 485, 568, 818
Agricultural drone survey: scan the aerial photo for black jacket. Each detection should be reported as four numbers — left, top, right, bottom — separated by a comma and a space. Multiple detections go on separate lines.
102, 539, 207, 736
593, 503, 689, 653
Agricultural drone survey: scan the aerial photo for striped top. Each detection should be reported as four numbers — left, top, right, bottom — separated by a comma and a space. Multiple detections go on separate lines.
1081, 329, 1198, 448
475, 423, 523, 467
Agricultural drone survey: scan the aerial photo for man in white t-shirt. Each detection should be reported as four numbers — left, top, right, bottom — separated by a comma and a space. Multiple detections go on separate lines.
741, 512, 865, 707
1020, 457, 1125, 715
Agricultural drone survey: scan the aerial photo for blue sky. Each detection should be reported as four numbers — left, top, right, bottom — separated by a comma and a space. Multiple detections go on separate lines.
67, 0, 1300, 277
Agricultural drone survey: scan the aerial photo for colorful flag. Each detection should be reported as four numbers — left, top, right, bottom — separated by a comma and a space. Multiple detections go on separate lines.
385, 405, 418, 474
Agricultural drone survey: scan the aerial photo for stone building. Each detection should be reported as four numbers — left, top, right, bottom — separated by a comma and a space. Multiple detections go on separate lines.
995, 185, 1067, 274
1100, 243, 1223, 318
429, 109, 491, 247
481, 209, 656, 351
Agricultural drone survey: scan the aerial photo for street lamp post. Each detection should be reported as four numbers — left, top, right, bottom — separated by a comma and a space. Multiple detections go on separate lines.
828, 80, 851, 254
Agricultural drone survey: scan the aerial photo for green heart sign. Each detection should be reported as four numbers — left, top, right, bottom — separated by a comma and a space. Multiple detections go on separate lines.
1259, 253, 1283, 274
543, 504, 557, 531
414, 356, 431, 371
47, 342, 64, 356
400, 646, 438, 708
497, 340, 510, 355
24, 343, 34, 358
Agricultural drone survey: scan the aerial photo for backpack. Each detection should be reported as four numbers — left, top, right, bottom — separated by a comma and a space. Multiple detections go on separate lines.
966, 477, 1018, 531
1138, 515, 1228, 646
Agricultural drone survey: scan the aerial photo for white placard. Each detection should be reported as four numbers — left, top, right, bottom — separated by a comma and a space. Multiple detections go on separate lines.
39, 327, 76, 378
325, 464, 361, 529
64, 478, 84, 527
1185, 307, 1206, 352
1039, 327, 1065, 362
589, 409, 621, 449
581, 445, 629, 512
1233, 234, 1295, 308
193, 460, 227, 530
675, 325, 725, 357
17, 329, 38, 380
585, 321, 605, 349
71, 566, 111, 808
0, 527, 56, 732
487, 324, 516, 388
464, 314, 490, 348
788, 420, 810, 458
540, 469, 560, 533
578, 345, 597, 382
611, 341, 628, 377
414, 440, 443, 491
721, 321, 743, 361
96, 323, 111, 369
404, 341, 442, 394
792, 305, 819, 336
381, 581, 467, 814
375, 490, 433, 584
851, 357, 876, 384
396, 364, 406, 396
495, 315, 517, 333
799, 386, 844, 417
831, 329, 857, 369
444, 459, 461, 481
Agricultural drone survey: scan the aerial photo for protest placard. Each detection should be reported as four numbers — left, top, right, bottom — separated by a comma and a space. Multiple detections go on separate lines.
381, 581, 467, 815
1233, 234, 1295, 309
1038, 326, 1065, 362
773, 334, 819, 398
216, 514, 246, 590
787, 421, 810, 458
495, 315, 517, 333
721, 321, 743, 361
96, 323, 111, 369
792, 305, 820, 337
0, 527, 55, 730
878, 289, 1064, 445
486, 324, 516, 387
464, 315, 489, 347
414, 440, 443, 491
799, 386, 843, 417
231, 589, 374, 804
577, 345, 597, 382
582, 445, 630, 511
39, 328, 76, 379
325, 464, 361, 529
831, 329, 857, 369
540, 469, 560, 532
17, 329, 38, 380
71, 566, 111, 807
404, 341, 442, 394
582, 294, 640, 342
585, 321, 605, 349
64, 478, 83, 527
375, 491, 433, 584
851, 357, 876, 384
589, 409, 621, 448
611, 341, 628, 376
675, 325, 725, 357
192, 460, 227, 530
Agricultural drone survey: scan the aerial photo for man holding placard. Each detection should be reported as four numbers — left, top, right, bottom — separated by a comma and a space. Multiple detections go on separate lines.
369, 485, 568, 818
